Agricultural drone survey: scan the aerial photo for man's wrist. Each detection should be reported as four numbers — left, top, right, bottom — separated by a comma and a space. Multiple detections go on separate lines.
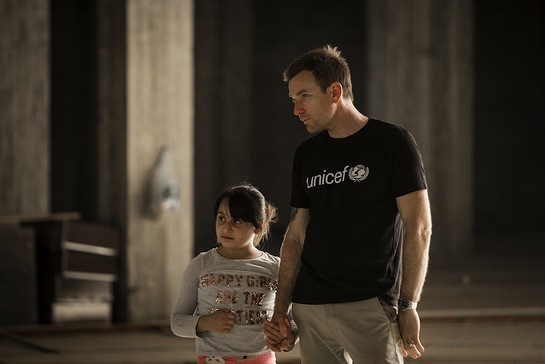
273, 306, 289, 316
398, 297, 418, 311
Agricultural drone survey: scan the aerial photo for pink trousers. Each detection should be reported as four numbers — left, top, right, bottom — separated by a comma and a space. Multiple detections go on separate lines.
198, 353, 275, 364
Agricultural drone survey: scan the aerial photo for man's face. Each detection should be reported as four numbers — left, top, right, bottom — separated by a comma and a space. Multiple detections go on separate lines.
288, 70, 336, 134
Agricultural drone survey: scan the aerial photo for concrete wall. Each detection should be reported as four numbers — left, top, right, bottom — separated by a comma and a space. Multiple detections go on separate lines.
473, 0, 545, 239
1, 0, 194, 323
125, 0, 194, 321
193, 0, 255, 255
0, 0, 49, 215
366, 0, 474, 255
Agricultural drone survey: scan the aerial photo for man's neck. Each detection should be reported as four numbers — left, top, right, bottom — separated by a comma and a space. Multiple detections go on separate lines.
327, 104, 368, 139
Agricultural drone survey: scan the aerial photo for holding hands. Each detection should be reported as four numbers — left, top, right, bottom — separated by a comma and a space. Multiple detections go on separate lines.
264, 313, 296, 352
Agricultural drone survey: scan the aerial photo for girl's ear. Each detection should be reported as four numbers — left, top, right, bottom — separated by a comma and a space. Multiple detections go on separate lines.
253, 227, 263, 245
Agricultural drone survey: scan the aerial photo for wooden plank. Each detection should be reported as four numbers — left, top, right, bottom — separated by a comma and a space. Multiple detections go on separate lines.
0, 212, 81, 224
65, 221, 119, 250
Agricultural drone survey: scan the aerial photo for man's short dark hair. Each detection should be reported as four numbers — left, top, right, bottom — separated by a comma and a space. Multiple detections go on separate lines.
283, 45, 354, 101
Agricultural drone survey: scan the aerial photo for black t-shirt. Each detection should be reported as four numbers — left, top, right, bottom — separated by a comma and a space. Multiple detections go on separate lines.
290, 119, 427, 306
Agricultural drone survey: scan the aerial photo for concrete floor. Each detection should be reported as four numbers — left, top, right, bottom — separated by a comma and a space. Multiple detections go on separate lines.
2, 250, 545, 363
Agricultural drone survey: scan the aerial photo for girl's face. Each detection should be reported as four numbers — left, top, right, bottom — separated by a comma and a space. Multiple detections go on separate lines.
215, 199, 258, 257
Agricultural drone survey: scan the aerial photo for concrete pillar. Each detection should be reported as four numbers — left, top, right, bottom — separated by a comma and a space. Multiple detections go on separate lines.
97, 0, 129, 322
194, 0, 254, 254
366, 0, 474, 256
124, 0, 194, 321
0, 0, 49, 215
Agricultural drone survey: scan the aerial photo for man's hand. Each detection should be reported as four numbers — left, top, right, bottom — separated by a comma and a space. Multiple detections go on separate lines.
196, 309, 235, 334
399, 309, 425, 359
264, 313, 292, 352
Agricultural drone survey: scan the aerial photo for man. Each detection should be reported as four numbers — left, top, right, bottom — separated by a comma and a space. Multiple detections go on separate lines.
264, 45, 432, 363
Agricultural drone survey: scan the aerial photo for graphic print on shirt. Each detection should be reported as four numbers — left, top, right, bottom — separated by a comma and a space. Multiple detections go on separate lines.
205, 356, 225, 364
306, 164, 370, 189
200, 272, 277, 325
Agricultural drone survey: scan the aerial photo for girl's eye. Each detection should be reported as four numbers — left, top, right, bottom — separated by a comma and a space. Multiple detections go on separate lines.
233, 219, 242, 225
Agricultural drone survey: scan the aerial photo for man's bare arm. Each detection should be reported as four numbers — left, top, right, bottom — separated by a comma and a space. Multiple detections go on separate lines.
266, 207, 309, 352
396, 189, 432, 359
397, 189, 432, 302
275, 207, 309, 315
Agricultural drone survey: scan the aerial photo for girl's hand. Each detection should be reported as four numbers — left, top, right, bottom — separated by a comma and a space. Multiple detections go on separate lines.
264, 317, 295, 352
197, 310, 235, 334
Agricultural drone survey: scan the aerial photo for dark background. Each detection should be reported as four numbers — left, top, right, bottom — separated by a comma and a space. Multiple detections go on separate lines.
49, 0, 545, 257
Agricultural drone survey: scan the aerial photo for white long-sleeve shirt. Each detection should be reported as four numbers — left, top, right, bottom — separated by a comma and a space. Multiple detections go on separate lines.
170, 248, 280, 356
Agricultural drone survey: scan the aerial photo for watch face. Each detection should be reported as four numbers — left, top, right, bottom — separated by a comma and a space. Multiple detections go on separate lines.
400, 299, 409, 310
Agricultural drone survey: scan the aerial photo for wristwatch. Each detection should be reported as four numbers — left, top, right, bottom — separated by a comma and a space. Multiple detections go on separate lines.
398, 297, 418, 311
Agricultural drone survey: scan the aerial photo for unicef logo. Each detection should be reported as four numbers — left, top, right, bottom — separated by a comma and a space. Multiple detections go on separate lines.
306, 165, 370, 188
348, 165, 369, 182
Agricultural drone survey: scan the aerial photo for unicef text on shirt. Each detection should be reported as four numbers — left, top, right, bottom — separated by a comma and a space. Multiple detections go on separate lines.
306, 165, 370, 189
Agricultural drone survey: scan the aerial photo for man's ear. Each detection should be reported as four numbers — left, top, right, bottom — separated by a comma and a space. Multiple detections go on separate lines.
330, 82, 343, 102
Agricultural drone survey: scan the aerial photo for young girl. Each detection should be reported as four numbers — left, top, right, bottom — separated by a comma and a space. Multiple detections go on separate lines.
171, 183, 296, 364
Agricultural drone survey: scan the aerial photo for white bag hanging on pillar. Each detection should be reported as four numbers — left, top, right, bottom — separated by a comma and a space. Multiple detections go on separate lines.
145, 146, 181, 219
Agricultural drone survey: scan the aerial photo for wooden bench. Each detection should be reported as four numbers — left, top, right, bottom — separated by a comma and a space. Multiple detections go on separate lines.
53, 221, 119, 322
0, 213, 122, 324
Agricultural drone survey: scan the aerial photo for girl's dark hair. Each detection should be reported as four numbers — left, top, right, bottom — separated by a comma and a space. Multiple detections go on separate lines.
213, 182, 278, 246
282, 44, 354, 101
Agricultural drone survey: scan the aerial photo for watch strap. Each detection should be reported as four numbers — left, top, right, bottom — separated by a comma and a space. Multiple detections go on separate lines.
398, 297, 418, 311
